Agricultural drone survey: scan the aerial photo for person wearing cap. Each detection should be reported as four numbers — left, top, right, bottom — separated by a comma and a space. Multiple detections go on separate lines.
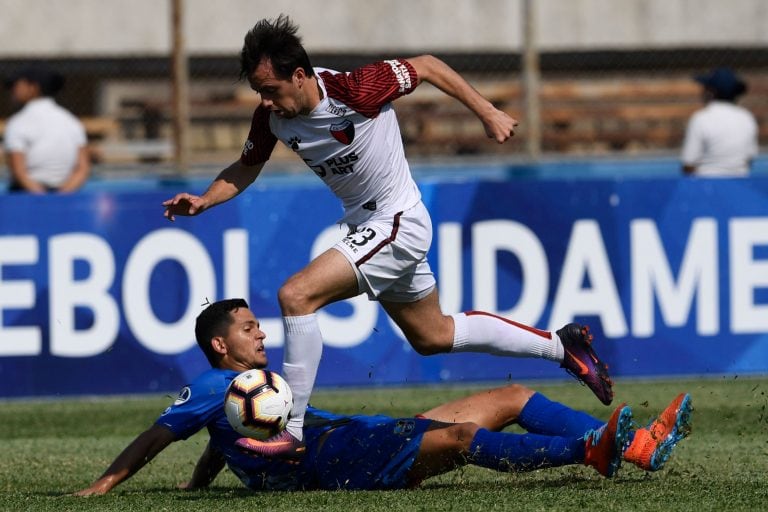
681, 67, 758, 177
3, 66, 90, 193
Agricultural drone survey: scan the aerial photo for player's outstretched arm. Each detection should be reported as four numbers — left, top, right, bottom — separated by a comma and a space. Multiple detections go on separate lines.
73, 424, 176, 496
406, 55, 518, 144
178, 440, 226, 491
162, 160, 265, 221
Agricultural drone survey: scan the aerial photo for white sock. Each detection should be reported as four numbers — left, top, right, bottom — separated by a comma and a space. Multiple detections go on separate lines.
281, 314, 323, 441
451, 311, 564, 362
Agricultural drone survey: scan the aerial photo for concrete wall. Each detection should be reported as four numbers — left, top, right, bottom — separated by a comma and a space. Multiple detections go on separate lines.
1, 0, 766, 57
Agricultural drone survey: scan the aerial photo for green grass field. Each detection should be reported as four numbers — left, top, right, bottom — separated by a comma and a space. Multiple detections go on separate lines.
2, 376, 767, 512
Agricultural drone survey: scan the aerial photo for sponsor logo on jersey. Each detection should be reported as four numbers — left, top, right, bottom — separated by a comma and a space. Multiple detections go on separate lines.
384, 59, 412, 93
330, 119, 355, 145
325, 104, 348, 116
288, 136, 301, 152
304, 158, 326, 177
341, 237, 359, 254
174, 386, 192, 405
325, 152, 358, 175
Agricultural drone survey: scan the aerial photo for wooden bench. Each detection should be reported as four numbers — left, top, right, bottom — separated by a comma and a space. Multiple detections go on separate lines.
0, 116, 119, 141
66, 73, 768, 162
393, 74, 768, 155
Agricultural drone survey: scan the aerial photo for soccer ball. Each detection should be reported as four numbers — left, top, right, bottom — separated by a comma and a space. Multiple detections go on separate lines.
224, 369, 293, 440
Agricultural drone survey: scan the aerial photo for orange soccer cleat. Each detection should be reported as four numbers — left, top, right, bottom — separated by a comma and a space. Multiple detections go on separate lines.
624, 393, 693, 471
583, 403, 632, 478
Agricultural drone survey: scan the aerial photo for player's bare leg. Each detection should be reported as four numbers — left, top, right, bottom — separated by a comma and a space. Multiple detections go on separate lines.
382, 289, 563, 359
405, 422, 479, 486
278, 248, 361, 316
419, 384, 535, 430
407, 407, 631, 485
382, 289, 613, 405
381, 290, 454, 354
279, 247, 359, 437
241, 248, 360, 459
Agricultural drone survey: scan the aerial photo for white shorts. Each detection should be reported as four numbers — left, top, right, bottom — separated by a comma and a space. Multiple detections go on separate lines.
333, 201, 436, 303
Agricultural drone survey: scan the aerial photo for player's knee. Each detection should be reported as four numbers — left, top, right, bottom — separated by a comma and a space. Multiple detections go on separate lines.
449, 422, 481, 452
503, 383, 534, 397
278, 279, 314, 315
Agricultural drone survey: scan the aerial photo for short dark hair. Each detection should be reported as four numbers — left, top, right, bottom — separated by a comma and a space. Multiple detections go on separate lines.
195, 298, 249, 367
5, 65, 65, 96
239, 14, 314, 81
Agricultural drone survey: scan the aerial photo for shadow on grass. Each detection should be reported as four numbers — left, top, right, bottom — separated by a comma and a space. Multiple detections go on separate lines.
49, 473, 656, 500
420, 473, 628, 491
42, 486, 254, 499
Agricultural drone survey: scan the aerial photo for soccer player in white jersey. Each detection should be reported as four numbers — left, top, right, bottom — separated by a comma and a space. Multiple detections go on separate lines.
163, 15, 614, 458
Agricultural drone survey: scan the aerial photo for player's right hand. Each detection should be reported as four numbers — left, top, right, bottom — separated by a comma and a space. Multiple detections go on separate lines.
162, 193, 207, 221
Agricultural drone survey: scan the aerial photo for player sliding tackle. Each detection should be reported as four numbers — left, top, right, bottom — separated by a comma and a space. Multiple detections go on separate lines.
75, 299, 693, 495
162, 15, 614, 459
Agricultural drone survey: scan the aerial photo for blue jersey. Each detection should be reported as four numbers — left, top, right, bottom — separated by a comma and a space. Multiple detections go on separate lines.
156, 368, 432, 490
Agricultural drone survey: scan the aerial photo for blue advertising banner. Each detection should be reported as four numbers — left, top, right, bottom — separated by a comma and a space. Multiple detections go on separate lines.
1, 176, 767, 397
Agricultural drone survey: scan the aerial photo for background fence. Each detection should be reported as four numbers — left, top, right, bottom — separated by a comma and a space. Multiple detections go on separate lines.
1, 0, 767, 173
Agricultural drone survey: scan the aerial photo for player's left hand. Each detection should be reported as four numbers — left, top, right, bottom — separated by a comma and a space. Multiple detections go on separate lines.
483, 108, 518, 143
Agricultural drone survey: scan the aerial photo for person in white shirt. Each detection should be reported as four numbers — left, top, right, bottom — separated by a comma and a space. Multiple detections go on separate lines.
3, 66, 90, 193
681, 67, 758, 177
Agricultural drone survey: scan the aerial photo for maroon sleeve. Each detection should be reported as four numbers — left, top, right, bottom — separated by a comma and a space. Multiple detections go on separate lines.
240, 106, 278, 166
320, 59, 419, 118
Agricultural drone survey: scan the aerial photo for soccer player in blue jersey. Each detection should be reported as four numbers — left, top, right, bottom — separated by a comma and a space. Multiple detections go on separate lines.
74, 299, 692, 495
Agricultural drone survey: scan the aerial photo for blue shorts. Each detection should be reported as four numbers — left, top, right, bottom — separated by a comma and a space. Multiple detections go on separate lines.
305, 415, 432, 490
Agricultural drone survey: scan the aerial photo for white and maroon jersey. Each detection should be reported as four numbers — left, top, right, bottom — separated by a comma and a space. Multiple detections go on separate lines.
241, 59, 422, 225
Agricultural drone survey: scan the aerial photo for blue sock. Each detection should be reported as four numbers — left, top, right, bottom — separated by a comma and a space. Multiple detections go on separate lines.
517, 392, 603, 437
468, 428, 585, 472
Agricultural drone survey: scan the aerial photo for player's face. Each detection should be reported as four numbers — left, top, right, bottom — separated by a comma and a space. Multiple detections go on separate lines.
221, 307, 268, 372
249, 59, 306, 118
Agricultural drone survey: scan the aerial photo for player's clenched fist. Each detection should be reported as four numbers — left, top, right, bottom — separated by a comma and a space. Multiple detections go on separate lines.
483, 108, 519, 144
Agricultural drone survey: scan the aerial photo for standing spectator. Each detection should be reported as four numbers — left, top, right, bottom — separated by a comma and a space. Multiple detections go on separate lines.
3, 65, 91, 193
681, 67, 758, 177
